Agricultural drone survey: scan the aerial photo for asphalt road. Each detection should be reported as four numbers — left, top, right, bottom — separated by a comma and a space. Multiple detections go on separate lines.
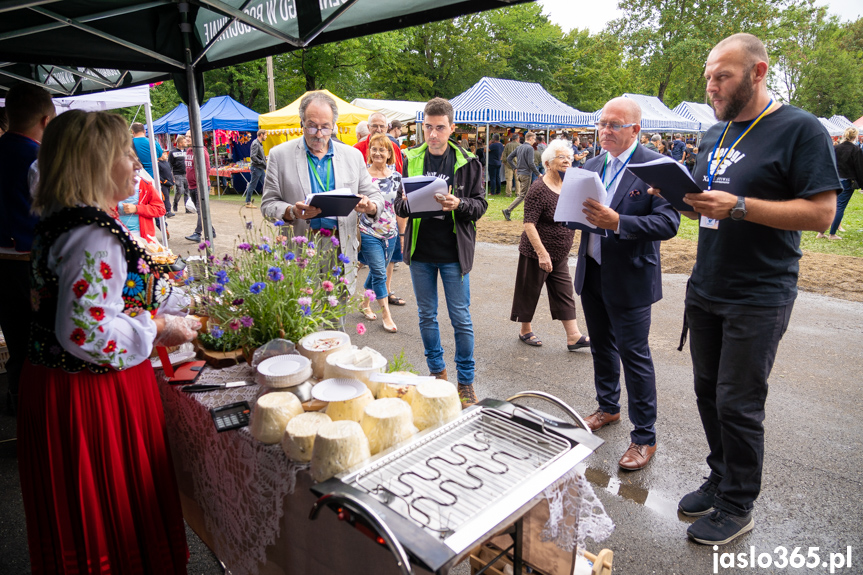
2, 241, 861, 575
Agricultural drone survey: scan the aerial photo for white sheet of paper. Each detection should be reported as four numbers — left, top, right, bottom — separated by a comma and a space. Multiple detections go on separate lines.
403, 176, 448, 214
553, 168, 607, 228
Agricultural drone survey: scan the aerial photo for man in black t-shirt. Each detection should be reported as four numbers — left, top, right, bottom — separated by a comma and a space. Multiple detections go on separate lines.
394, 97, 487, 407
656, 33, 839, 547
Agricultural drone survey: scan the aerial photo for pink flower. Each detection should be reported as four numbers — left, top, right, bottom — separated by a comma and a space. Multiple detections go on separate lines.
229, 319, 242, 331
328, 296, 339, 306
364, 289, 376, 300
292, 236, 308, 244
322, 280, 334, 292
306, 248, 317, 257
339, 277, 347, 284
298, 297, 312, 306
304, 288, 314, 295
356, 323, 366, 335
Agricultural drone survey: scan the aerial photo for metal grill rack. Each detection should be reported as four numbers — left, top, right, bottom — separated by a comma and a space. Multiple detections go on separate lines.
350, 408, 570, 537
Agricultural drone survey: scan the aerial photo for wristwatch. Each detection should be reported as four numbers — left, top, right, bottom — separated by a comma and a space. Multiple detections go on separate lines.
730, 196, 747, 221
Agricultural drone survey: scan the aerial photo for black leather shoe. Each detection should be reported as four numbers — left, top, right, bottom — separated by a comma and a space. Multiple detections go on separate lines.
185, 233, 201, 242
687, 509, 754, 546
679, 479, 718, 517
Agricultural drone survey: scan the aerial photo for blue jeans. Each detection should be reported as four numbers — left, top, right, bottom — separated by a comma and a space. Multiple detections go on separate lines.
245, 165, 266, 202
359, 233, 396, 300
488, 163, 501, 194
829, 179, 855, 234
409, 261, 475, 384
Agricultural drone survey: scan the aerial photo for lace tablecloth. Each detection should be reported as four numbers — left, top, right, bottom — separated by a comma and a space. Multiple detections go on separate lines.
158, 365, 613, 575
157, 365, 308, 575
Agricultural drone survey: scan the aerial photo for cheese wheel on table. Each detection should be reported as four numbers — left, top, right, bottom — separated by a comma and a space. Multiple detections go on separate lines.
412, 380, 461, 431
250, 391, 304, 444
361, 398, 416, 455
325, 386, 374, 422
310, 420, 371, 482
282, 412, 332, 463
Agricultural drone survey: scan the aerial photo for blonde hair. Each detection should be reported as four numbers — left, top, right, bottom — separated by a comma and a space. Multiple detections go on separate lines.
843, 127, 858, 143
32, 110, 130, 216
366, 133, 394, 164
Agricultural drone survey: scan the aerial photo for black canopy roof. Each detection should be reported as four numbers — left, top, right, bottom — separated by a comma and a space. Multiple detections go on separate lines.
0, 0, 530, 96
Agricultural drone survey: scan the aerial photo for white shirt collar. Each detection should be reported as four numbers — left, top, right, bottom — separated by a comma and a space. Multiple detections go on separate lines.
609, 139, 638, 162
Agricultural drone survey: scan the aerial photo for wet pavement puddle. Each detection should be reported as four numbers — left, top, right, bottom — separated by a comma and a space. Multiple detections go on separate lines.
575, 463, 689, 523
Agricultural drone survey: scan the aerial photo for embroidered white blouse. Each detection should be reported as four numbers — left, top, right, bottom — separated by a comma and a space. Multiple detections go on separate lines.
49, 223, 188, 370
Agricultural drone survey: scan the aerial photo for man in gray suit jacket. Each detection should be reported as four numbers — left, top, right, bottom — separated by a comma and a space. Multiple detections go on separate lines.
261, 91, 384, 294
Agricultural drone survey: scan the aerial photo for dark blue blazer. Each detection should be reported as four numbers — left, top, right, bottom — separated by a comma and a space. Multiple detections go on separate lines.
573, 143, 680, 309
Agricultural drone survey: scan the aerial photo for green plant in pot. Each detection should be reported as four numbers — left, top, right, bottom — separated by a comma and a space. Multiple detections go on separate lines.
189, 217, 357, 354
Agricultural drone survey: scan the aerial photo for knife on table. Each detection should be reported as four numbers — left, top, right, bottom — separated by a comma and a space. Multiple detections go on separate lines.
182, 381, 256, 393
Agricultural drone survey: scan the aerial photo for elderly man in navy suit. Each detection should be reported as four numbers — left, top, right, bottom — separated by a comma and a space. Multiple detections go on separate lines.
574, 97, 680, 471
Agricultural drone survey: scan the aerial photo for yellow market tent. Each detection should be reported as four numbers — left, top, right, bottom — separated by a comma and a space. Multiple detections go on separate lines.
259, 90, 375, 153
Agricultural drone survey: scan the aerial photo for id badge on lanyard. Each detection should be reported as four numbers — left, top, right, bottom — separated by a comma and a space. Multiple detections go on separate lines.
700, 215, 719, 229
699, 99, 774, 231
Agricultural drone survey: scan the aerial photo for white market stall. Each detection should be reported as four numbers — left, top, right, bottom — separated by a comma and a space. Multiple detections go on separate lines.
416, 77, 596, 177
672, 101, 718, 133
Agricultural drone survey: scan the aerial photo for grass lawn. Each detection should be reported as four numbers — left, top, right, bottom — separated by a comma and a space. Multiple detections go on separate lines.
213, 186, 863, 259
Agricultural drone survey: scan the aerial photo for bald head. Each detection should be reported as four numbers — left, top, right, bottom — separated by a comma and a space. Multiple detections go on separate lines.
598, 97, 642, 156
712, 33, 769, 69
603, 97, 642, 126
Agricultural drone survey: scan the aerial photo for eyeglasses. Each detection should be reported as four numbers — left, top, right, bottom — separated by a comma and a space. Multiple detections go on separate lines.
554, 155, 573, 162
304, 125, 332, 136
368, 123, 387, 130
594, 122, 636, 132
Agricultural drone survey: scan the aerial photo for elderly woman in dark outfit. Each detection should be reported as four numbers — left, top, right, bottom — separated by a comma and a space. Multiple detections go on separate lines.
511, 138, 589, 350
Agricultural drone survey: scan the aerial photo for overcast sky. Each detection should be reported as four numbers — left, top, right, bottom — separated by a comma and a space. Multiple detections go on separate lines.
538, 0, 862, 34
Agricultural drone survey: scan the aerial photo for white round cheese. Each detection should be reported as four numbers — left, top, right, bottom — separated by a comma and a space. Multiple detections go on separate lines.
325, 386, 373, 422
324, 346, 387, 396
310, 420, 370, 482
412, 380, 461, 431
250, 391, 304, 444
298, 331, 351, 379
361, 398, 416, 455
376, 371, 419, 404
282, 412, 332, 463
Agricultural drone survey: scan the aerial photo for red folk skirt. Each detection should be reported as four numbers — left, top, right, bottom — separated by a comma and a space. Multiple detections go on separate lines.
17, 360, 188, 574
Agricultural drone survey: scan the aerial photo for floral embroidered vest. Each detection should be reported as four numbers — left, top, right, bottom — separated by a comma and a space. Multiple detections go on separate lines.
29, 206, 170, 373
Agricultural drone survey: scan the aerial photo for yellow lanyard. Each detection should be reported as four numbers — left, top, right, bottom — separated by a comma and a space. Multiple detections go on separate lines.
707, 99, 774, 190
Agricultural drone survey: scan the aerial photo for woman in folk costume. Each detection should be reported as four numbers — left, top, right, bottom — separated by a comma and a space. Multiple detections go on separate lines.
17, 109, 199, 574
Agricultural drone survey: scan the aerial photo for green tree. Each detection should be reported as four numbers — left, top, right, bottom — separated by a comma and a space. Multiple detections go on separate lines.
555, 30, 631, 113
486, 4, 567, 93
610, 0, 782, 103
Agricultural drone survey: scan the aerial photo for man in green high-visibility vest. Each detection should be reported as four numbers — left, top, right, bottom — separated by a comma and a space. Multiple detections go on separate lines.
393, 97, 488, 408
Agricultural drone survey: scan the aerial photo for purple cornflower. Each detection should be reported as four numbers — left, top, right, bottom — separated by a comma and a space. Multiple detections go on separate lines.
237, 243, 252, 251
240, 315, 254, 328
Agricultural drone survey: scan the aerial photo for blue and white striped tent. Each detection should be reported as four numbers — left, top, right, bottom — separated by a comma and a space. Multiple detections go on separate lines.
607, 94, 700, 133
829, 115, 855, 130
416, 77, 596, 128
673, 101, 718, 132
818, 117, 844, 137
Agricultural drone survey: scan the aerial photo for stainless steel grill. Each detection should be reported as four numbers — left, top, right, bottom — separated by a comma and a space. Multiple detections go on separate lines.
310, 392, 604, 575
